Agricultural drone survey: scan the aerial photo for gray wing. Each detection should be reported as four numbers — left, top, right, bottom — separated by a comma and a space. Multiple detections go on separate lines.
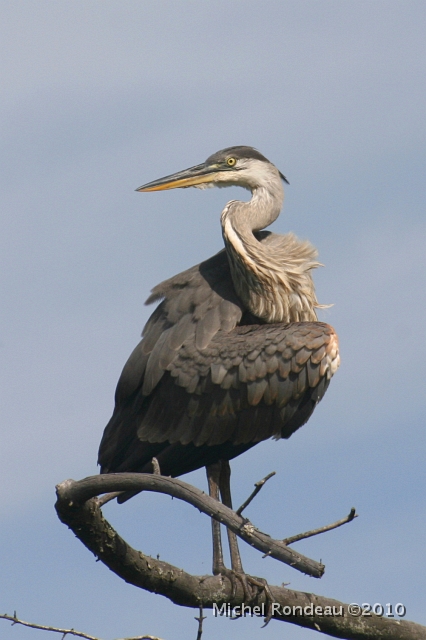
99, 249, 245, 471
113, 248, 243, 402
136, 321, 339, 449
98, 243, 339, 477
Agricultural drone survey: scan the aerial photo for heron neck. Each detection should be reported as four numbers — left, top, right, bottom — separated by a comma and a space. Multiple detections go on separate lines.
221, 187, 318, 323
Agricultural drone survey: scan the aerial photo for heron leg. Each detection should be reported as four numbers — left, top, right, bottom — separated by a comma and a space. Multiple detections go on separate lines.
206, 462, 225, 575
219, 460, 275, 613
206, 461, 271, 606
205, 460, 252, 599
218, 460, 244, 573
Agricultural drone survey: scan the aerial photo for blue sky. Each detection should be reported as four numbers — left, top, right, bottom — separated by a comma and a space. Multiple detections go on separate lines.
1, 2, 425, 639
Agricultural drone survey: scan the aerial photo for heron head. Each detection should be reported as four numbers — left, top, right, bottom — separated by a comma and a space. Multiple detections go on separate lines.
136, 146, 289, 193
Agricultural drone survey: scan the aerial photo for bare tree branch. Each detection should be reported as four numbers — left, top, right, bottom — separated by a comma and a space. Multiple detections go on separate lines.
236, 471, 276, 515
283, 508, 358, 546
56, 473, 324, 577
194, 606, 206, 640
55, 475, 426, 640
0, 613, 163, 640
97, 491, 123, 507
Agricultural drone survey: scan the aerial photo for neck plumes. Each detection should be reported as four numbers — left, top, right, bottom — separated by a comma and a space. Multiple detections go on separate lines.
221, 180, 322, 324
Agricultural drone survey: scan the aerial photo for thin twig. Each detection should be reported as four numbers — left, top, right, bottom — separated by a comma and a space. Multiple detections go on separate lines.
0, 612, 163, 640
236, 471, 276, 516
99, 457, 162, 506
151, 457, 161, 475
282, 508, 358, 546
194, 605, 206, 640
97, 491, 124, 507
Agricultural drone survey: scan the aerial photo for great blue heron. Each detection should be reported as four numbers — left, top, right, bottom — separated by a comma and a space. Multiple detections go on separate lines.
98, 146, 340, 590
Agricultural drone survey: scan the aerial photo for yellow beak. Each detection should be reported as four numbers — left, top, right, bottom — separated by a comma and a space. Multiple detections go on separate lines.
136, 162, 220, 192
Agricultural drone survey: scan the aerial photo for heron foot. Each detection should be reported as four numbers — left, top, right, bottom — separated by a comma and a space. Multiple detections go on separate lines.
236, 574, 275, 625
216, 566, 273, 616
215, 566, 254, 600
252, 577, 275, 626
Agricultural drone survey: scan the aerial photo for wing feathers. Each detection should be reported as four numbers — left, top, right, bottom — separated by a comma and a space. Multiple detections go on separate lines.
98, 244, 340, 477
148, 322, 339, 449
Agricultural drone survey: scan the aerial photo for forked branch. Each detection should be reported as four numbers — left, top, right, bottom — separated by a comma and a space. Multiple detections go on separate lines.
56, 473, 324, 577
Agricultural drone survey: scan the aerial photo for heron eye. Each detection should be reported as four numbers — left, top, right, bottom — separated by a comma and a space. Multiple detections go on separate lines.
226, 157, 237, 167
